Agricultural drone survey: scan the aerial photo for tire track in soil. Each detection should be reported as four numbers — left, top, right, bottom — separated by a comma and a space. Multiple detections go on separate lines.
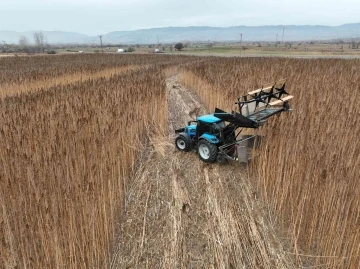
110, 75, 296, 268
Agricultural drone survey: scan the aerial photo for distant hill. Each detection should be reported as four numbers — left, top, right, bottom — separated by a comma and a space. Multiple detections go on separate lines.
104, 24, 360, 44
1, 24, 360, 44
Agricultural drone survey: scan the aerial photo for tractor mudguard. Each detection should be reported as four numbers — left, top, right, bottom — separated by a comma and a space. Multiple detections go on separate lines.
175, 128, 185, 133
199, 133, 220, 144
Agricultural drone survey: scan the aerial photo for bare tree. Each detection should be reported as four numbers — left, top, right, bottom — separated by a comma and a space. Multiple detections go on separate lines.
19, 36, 30, 53
33, 32, 46, 52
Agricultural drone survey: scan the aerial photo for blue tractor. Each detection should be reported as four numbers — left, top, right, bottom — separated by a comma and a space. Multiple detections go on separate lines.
174, 80, 293, 163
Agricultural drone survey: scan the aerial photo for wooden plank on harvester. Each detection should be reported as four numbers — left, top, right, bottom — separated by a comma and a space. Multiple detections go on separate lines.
269, 95, 294, 106
248, 85, 273, 95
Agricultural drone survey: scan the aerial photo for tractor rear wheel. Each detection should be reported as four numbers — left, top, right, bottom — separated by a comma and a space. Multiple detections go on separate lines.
198, 140, 218, 163
175, 135, 191, 152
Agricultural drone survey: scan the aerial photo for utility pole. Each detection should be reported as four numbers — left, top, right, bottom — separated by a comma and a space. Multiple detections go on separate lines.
98, 35, 104, 53
282, 27, 285, 45
157, 36, 159, 48
239, 33, 243, 57
276, 33, 278, 43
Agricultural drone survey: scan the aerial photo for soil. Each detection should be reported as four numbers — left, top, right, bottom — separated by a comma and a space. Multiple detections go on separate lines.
110, 75, 295, 268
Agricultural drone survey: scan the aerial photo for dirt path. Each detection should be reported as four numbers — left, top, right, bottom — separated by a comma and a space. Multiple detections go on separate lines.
110, 75, 295, 268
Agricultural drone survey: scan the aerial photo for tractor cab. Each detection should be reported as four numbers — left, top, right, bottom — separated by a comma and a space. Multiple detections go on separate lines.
196, 115, 225, 144
175, 114, 227, 145
175, 114, 236, 162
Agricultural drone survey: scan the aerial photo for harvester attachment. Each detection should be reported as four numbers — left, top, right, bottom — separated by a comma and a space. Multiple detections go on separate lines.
214, 79, 293, 163
235, 79, 293, 125
217, 135, 263, 163
214, 79, 292, 128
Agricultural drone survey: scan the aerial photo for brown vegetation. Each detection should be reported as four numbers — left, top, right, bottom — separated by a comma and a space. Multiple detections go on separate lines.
1, 54, 359, 268
0, 54, 191, 268
0, 54, 195, 97
110, 75, 295, 268
180, 57, 360, 268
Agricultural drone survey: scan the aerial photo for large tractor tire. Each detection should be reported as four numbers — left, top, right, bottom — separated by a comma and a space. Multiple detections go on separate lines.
197, 140, 218, 163
175, 134, 191, 152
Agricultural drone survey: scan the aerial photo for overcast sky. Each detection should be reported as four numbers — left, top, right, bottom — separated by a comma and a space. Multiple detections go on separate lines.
1, 0, 359, 35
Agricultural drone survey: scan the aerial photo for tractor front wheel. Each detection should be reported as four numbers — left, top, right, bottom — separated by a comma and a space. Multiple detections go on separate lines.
197, 140, 218, 163
175, 135, 191, 152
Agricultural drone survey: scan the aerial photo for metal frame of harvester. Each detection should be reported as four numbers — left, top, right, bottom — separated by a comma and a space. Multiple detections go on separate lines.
175, 79, 293, 163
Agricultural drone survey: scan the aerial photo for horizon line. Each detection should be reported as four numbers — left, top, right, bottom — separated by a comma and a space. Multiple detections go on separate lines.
1, 22, 360, 36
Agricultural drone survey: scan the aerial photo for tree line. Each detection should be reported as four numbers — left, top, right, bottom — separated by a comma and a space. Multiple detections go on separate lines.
0, 32, 50, 54
18, 32, 48, 53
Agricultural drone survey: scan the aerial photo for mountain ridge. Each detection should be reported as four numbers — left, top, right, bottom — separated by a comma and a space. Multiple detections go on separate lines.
1, 23, 359, 44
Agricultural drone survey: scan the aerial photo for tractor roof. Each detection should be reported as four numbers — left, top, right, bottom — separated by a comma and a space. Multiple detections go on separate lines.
197, 114, 222, 124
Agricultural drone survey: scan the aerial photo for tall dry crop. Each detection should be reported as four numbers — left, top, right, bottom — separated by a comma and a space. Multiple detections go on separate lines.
181, 57, 360, 268
2, 53, 358, 268
0, 54, 197, 98
0, 65, 167, 268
